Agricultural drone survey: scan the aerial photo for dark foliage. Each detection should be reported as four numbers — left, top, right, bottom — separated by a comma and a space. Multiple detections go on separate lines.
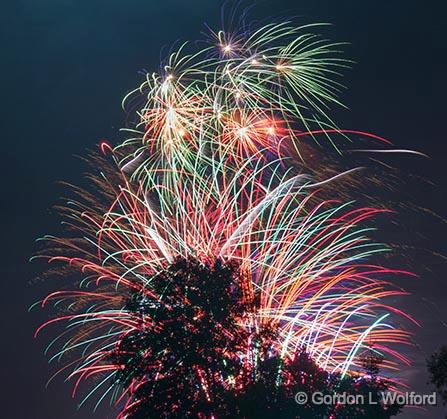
111, 257, 260, 417
110, 257, 402, 418
427, 345, 447, 404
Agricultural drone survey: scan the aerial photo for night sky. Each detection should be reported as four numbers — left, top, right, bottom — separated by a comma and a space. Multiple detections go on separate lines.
2, 1, 447, 418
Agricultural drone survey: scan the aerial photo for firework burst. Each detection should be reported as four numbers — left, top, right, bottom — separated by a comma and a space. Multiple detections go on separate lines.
34, 151, 414, 416
117, 21, 351, 188
31, 9, 421, 418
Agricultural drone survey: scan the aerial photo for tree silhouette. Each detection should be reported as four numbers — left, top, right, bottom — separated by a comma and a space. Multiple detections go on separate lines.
427, 345, 447, 404
110, 258, 403, 418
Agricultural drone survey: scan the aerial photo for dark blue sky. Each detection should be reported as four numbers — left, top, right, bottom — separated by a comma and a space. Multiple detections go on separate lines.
2, 1, 447, 418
